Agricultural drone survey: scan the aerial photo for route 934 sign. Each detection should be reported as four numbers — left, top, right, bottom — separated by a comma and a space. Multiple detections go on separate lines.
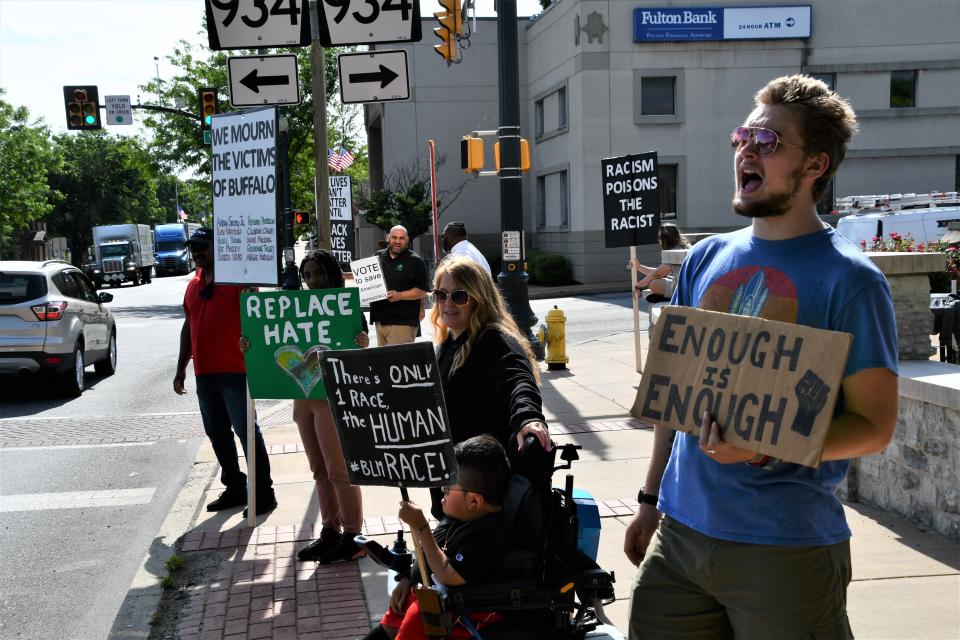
317, 0, 423, 46
206, 0, 311, 50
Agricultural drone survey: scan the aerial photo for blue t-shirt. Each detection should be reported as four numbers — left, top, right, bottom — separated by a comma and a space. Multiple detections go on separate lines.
658, 226, 898, 546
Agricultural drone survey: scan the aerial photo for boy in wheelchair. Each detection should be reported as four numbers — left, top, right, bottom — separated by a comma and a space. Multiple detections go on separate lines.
363, 434, 514, 640
359, 435, 617, 640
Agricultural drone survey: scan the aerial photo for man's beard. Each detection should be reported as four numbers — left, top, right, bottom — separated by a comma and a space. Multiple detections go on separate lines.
732, 167, 803, 219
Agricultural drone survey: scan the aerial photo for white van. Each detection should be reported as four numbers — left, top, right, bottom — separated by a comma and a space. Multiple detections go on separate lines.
835, 192, 960, 248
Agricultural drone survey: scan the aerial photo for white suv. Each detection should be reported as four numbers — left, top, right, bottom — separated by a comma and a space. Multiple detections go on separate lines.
0, 260, 117, 396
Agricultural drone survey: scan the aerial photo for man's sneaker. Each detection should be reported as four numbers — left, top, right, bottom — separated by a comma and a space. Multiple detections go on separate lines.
206, 490, 246, 512
242, 493, 278, 518
320, 533, 366, 564
297, 527, 341, 562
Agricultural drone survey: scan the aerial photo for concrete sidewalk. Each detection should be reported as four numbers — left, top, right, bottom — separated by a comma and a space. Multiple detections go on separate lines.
118, 327, 960, 640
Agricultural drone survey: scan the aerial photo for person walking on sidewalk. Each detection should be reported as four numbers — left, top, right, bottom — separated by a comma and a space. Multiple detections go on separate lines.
442, 221, 492, 276
624, 75, 899, 639
173, 227, 277, 517
290, 249, 371, 564
369, 225, 428, 346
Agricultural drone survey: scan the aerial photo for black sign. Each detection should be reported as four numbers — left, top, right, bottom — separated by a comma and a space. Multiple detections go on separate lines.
320, 342, 457, 488
601, 151, 661, 248
330, 219, 355, 271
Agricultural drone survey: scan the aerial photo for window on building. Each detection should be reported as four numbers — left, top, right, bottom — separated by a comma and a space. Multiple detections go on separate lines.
890, 70, 917, 108
537, 170, 569, 229
658, 164, 678, 221
641, 76, 676, 116
811, 73, 836, 90
534, 85, 568, 140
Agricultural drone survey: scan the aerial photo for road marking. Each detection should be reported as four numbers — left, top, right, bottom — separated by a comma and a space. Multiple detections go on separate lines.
0, 487, 156, 512
0, 442, 156, 453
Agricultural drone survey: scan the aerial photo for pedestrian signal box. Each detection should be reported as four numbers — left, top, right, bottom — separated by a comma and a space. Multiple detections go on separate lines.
494, 138, 531, 172
461, 136, 484, 173
294, 211, 311, 225
63, 86, 101, 130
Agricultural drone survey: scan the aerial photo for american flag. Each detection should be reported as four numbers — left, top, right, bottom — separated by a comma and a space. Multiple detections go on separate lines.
328, 147, 355, 172
177, 208, 187, 222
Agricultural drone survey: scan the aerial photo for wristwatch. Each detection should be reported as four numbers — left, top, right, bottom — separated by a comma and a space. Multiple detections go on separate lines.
637, 488, 658, 506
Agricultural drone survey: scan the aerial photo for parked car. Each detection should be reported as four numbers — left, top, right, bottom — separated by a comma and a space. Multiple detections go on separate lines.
0, 260, 117, 397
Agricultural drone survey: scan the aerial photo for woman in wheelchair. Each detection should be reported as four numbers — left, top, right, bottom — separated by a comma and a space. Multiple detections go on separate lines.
429, 257, 551, 519
363, 435, 514, 640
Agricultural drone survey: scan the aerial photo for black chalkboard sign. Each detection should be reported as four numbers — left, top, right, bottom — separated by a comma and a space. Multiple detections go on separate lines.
601, 151, 661, 249
319, 342, 457, 488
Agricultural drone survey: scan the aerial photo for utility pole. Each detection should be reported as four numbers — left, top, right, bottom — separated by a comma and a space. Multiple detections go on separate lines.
496, 0, 542, 358
310, 4, 332, 251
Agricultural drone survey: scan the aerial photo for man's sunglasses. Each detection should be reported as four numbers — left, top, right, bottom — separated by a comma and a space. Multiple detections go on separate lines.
441, 485, 485, 498
431, 288, 470, 305
730, 126, 804, 156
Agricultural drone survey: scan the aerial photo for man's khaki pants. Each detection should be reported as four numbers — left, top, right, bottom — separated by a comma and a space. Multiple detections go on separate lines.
375, 323, 418, 346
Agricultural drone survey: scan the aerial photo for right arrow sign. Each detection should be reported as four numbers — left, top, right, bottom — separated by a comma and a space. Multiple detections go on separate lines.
338, 51, 410, 104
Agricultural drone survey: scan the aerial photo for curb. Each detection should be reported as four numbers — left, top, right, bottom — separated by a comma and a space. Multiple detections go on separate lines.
528, 284, 631, 300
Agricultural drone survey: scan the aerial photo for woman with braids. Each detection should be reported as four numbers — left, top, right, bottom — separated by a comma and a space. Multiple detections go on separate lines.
428, 256, 551, 517
242, 249, 369, 564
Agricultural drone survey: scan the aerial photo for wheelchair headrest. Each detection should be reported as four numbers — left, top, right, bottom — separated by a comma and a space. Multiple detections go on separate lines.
507, 436, 556, 494
503, 473, 548, 552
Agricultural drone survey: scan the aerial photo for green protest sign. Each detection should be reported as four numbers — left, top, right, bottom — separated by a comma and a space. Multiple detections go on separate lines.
240, 288, 363, 400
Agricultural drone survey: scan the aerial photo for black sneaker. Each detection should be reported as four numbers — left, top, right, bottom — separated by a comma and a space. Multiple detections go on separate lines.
242, 493, 278, 518
320, 532, 366, 564
206, 490, 246, 512
297, 527, 342, 562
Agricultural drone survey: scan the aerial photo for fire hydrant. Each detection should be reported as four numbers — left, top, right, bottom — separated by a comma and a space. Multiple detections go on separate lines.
539, 305, 569, 370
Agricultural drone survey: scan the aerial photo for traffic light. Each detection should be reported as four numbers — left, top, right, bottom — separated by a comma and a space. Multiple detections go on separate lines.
294, 211, 311, 225
198, 88, 219, 132
434, 0, 462, 64
494, 138, 532, 172
63, 86, 101, 130
461, 136, 484, 173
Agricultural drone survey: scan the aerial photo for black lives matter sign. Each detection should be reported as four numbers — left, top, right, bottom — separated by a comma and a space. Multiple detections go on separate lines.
319, 342, 457, 488
329, 175, 354, 271
601, 151, 660, 249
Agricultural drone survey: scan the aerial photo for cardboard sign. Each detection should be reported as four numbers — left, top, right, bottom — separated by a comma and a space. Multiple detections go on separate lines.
602, 152, 660, 248
630, 306, 852, 467
320, 342, 457, 488
240, 289, 363, 400
210, 107, 279, 286
350, 256, 388, 305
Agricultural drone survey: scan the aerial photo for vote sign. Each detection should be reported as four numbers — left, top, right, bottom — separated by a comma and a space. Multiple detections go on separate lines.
317, 0, 422, 46
240, 289, 363, 401
206, 0, 311, 50
601, 151, 661, 248
320, 342, 457, 488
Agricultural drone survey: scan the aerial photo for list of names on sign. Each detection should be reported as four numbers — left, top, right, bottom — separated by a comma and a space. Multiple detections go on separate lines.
320, 342, 457, 488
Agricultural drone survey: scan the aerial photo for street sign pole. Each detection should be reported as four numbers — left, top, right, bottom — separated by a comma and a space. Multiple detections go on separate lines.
279, 112, 300, 290
496, 0, 542, 358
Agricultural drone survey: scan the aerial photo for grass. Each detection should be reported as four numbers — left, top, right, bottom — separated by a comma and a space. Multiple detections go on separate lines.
165, 554, 186, 572
158, 575, 176, 590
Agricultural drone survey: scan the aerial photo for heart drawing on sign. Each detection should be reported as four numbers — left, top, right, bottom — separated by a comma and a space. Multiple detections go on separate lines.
274, 345, 329, 396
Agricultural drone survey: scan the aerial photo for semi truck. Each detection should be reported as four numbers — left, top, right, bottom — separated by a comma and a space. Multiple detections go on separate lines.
88, 224, 155, 287
154, 222, 200, 276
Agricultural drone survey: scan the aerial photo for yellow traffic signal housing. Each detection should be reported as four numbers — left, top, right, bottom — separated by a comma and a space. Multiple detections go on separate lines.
63, 86, 101, 130
434, 0, 462, 63
461, 136, 484, 173
198, 88, 219, 132
494, 138, 532, 172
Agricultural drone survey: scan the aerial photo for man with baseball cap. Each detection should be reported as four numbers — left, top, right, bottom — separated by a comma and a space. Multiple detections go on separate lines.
174, 227, 277, 517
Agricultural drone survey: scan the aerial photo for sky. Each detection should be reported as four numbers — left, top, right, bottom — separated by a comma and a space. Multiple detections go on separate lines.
0, 0, 544, 135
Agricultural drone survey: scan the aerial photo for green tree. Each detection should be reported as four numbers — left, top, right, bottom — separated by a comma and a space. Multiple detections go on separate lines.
140, 38, 366, 215
46, 132, 163, 264
0, 91, 61, 259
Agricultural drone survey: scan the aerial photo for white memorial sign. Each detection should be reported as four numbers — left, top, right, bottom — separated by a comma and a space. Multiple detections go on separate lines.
210, 107, 279, 285
350, 256, 388, 306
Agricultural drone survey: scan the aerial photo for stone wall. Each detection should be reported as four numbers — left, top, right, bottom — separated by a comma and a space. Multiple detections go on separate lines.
846, 361, 960, 542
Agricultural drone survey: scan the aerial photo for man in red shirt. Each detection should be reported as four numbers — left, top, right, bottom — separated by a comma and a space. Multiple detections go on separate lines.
173, 228, 277, 516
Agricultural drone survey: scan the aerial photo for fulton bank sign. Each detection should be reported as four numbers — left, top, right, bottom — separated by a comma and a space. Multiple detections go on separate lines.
634, 6, 811, 41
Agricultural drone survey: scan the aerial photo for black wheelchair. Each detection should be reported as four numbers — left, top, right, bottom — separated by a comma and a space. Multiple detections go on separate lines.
356, 439, 618, 640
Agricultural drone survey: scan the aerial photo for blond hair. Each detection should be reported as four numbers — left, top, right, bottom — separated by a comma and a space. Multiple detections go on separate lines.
430, 257, 539, 382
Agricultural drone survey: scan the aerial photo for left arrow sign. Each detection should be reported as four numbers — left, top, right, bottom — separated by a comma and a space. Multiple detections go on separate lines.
241, 69, 291, 93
